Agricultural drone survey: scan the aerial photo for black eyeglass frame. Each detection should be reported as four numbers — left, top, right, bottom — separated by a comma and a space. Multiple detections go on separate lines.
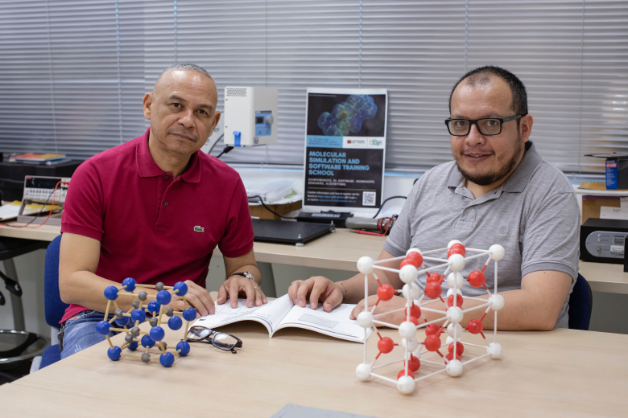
186, 326, 243, 354
444, 114, 525, 136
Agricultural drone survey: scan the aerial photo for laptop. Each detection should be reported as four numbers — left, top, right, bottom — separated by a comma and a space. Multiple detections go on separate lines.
252, 219, 333, 246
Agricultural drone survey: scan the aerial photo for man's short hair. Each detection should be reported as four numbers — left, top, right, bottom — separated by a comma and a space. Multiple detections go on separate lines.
448, 66, 528, 118
157, 63, 213, 82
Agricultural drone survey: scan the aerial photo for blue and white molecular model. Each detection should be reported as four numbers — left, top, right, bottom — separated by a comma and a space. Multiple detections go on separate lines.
97, 278, 196, 367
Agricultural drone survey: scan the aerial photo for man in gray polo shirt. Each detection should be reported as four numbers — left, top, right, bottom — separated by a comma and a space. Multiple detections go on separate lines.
288, 65, 579, 330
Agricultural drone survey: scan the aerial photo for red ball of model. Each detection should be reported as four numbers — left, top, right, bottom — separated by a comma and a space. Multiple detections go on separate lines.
448, 243, 466, 258
468, 270, 486, 288
448, 341, 464, 356
378, 337, 395, 354
424, 335, 441, 352
407, 355, 421, 372
405, 303, 421, 319
405, 251, 423, 268
447, 294, 464, 308
425, 324, 440, 336
397, 369, 415, 379
377, 284, 395, 301
445, 352, 461, 363
426, 272, 442, 284
467, 319, 483, 335
424, 282, 441, 299
402, 316, 419, 326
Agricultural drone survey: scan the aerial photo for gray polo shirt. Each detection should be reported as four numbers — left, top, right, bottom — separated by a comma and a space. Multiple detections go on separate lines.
384, 141, 579, 328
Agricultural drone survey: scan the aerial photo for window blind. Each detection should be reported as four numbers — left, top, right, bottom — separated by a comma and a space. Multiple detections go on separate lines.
0, 1, 626, 173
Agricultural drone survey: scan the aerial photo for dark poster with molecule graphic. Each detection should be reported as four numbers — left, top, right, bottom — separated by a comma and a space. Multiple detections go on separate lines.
303, 88, 388, 214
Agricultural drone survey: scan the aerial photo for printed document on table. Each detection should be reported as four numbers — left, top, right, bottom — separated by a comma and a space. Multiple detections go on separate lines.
193, 295, 370, 343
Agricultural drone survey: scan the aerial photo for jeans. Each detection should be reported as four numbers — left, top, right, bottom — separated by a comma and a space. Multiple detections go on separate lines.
60, 310, 116, 360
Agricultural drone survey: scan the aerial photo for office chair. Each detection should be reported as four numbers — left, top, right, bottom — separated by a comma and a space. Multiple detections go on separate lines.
568, 273, 593, 331
0, 237, 49, 371
30, 235, 67, 372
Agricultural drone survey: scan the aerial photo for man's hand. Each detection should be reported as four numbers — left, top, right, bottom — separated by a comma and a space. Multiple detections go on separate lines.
216, 275, 268, 308
168, 280, 215, 317
350, 295, 408, 325
288, 276, 344, 313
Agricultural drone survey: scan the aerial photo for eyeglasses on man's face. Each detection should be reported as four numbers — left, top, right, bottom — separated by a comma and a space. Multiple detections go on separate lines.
186, 326, 242, 354
444, 114, 525, 136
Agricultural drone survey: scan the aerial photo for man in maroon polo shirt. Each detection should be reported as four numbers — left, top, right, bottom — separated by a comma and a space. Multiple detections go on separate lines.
58, 63, 265, 359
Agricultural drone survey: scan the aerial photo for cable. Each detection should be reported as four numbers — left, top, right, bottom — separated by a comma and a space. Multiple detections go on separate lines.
354, 215, 398, 236
216, 146, 234, 159
372, 195, 407, 219
247, 195, 297, 220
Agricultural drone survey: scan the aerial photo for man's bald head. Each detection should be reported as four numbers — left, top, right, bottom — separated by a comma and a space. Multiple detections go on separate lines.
156, 63, 213, 85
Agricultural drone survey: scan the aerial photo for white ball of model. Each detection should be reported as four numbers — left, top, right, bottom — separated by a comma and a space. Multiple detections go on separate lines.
447, 273, 464, 289
489, 244, 505, 261
446, 306, 463, 323
356, 363, 372, 381
357, 311, 373, 328
398, 321, 417, 339
487, 343, 502, 359
489, 294, 505, 310
357, 256, 374, 274
402, 283, 421, 299
397, 375, 415, 395
446, 359, 463, 377
448, 254, 465, 272
399, 264, 418, 284
401, 338, 419, 352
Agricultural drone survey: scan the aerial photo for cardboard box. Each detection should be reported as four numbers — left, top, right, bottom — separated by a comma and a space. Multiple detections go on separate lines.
582, 196, 621, 224
249, 200, 302, 220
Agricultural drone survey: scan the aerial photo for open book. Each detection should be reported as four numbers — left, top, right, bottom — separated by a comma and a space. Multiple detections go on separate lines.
192, 294, 370, 343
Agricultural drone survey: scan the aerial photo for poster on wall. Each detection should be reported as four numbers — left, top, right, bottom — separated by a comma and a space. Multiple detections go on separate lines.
303, 88, 388, 215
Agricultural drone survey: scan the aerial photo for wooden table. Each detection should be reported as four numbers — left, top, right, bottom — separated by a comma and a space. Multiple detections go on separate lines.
1, 223, 627, 294
0, 316, 626, 417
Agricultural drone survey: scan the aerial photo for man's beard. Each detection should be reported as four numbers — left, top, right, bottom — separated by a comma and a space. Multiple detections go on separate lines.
455, 140, 525, 187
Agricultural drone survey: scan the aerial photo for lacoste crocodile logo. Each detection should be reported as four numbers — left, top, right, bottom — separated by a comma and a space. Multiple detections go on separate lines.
194, 226, 205, 233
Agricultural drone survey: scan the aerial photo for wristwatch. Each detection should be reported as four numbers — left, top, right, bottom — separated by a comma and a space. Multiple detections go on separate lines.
231, 271, 255, 281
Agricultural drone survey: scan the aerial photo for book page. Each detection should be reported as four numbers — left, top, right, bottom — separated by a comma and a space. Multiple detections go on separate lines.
192, 295, 293, 335
275, 302, 371, 343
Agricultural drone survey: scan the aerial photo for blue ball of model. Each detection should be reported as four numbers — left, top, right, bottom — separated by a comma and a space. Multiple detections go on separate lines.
115, 316, 130, 327
150, 326, 165, 342
122, 277, 136, 292
159, 352, 175, 367
156, 289, 172, 305
141, 334, 155, 348
107, 346, 121, 361
173, 282, 188, 297
147, 300, 160, 314
131, 308, 146, 323
176, 341, 190, 356
96, 320, 111, 335
104, 286, 118, 301
182, 307, 197, 321
127, 341, 138, 351
168, 316, 183, 330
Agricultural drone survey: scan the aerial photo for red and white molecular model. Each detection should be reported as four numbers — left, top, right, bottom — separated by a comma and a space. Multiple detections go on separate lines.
354, 240, 505, 395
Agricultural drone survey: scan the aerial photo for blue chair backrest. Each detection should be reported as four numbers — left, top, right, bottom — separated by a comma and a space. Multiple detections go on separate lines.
568, 273, 592, 331
44, 235, 69, 327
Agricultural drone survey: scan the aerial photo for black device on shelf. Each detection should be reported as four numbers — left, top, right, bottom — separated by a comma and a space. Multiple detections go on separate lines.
295, 211, 353, 228
0, 159, 82, 201
580, 218, 628, 264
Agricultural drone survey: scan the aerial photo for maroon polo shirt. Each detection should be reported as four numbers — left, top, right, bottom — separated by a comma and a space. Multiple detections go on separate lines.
60, 128, 254, 323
